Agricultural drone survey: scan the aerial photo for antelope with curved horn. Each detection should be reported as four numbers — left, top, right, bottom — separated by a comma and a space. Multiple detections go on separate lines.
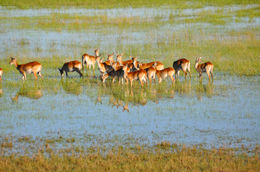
172, 58, 191, 79
194, 57, 214, 81
9, 57, 42, 80
58, 60, 83, 78
82, 48, 99, 71
0, 68, 3, 81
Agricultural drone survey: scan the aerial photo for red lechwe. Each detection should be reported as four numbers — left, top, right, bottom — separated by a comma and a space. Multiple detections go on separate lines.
122, 65, 147, 87
82, 49, 99, 71
0, 68, 3, 81
156, 67, 175, 84
58, 60, 83, 78
9, 57, 42, 80
194, 57, 214, 81
172, 58, 191, 79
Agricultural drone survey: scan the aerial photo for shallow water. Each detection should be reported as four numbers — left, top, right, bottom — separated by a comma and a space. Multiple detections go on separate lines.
0, 74, 259, 152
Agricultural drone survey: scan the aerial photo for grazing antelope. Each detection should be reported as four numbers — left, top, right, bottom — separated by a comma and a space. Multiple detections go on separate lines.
9, 57, 42, 80
194, 57, 214, 81
172, 58, 191, 79
96, 56, 113, 77
132, 57, 164, 70
0, 68, 3, 81
122, 65, 147, 87
156, 67, 175, 84
82, 49, 99, 70
58, 60, 83, 78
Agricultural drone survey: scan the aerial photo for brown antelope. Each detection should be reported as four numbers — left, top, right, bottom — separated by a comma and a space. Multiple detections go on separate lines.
9, 57, 42, 80
82, 49, 99, 71
172, 58, 191, 79
0, 68, 3, 81
145, 64, 157, 83
103, 53, 115, 66
132, 57, 164, 70
102, 61, 125, 83
117, 54, 133, 66
58, 60, 83, 78
194, 57, 214, 81
96, 56, 113, 77
122, 65, 147, 87
156, 67, 175, 84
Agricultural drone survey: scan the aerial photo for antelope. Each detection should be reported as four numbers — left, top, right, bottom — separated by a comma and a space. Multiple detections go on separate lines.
102, 61, 125, 83
172, 58, 191, 79
103, 53, 115, 66
132, 57, 164, 70
9, 57, 42, 80
117, 54, 133, 66
0, 68, 3, 81
122, 65, 147, 87
58, 60, 83, 78
96, 56, 113, 77
82, 49, 99, 71
156, 67, 175, 84
145, 64, 157, 83
194, 57, 214, 81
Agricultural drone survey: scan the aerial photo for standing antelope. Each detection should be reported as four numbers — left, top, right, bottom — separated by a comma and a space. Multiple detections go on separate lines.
132, 57, 164, 71
82, 49, 99, 71
156, 67, 175, 84
194, 57, 214, 81
102, 61, 125, 83
96, 56, 113, 77
58, 60, 83, 78
117, 54, 133, 66
9, 57, 42, 80
104, 53, 115, 66
172, 58, 191, 79
0, 68, 3, 81
144, 63, 157, 84
122, 65, 147, 87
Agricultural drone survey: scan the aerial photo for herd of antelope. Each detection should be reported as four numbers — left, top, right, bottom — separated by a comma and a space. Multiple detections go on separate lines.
0, 49, 214, 86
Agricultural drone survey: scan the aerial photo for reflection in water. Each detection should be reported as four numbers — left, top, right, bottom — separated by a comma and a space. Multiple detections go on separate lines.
60, 79, 83, 95
196, 81, 214, 101
174, 80, 192, 96
0, 83, 2, 97
96, 82, 178, 110
11, 85, 43, 102
95, 79, 214, 109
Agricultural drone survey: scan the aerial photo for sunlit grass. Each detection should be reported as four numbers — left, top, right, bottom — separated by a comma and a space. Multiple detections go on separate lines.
0, 0, 259, 9
0, 139, 259, 171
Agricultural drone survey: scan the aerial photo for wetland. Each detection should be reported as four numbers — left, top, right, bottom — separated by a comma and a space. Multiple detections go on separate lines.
0, 1, 259, 170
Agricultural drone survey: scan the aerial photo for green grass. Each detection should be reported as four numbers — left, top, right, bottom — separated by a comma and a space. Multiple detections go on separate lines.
0, 140, 259, 171
0, 0, 259, 9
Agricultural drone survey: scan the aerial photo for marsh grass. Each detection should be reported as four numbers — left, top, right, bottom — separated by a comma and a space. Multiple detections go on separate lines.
0, 139, 259, 171
0, 0, 259, 9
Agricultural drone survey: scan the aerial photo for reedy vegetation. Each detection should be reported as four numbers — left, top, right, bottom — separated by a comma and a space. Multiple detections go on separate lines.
0, 142, 259, 171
